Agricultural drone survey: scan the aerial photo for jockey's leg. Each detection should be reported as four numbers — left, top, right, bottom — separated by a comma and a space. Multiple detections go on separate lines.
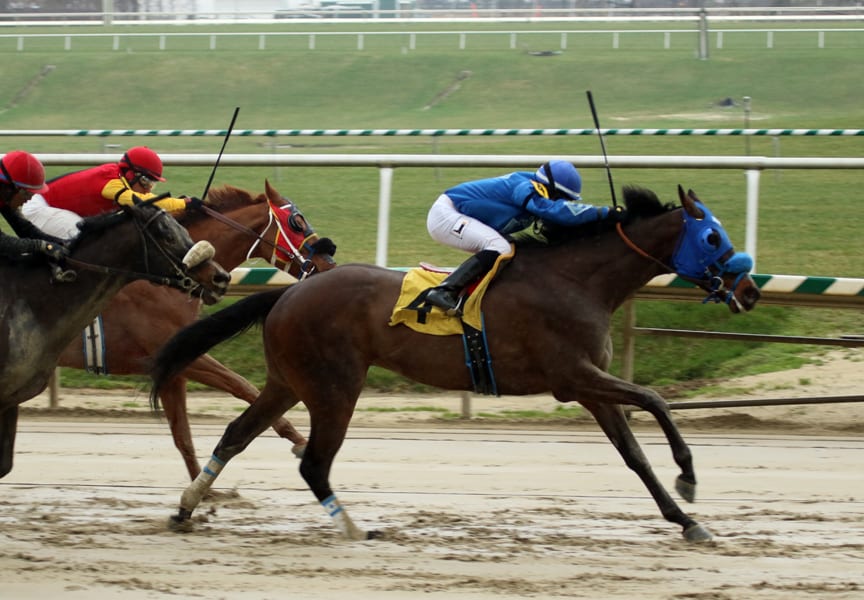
21, 195, 82, 240
424, 249, 500, 316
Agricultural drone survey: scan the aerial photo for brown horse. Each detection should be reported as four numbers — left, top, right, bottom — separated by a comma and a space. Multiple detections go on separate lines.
151, 186, 761, 542
58, 180, 336, 481
1, 200, 230, 478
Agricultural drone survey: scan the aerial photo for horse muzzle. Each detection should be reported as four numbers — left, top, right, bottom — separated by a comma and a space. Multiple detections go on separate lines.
727, 273, 761, 314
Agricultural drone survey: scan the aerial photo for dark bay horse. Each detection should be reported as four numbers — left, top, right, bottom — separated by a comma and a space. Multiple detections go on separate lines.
1, 200, 230, 478
151, 186, 761, 542
57, 180, 337, 480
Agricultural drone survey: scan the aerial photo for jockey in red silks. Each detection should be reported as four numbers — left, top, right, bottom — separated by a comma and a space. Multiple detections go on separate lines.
22, 146, 202, 240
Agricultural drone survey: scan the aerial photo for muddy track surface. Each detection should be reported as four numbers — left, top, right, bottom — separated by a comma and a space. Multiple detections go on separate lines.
2, 418, 862, 600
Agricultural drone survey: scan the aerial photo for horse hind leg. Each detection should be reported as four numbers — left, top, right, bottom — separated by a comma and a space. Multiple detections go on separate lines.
183, 354, 308, 457
582, 400, 712, 543
300, 381, 373, 541
170, 383, 300, 530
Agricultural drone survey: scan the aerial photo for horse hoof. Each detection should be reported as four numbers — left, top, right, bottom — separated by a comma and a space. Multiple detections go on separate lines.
291, 444, 306, 459
168, 513, 194, 533
683, 523, 713, 543
675, 475, 696, 503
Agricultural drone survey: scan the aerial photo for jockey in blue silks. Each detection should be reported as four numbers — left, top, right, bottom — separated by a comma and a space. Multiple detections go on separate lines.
425, 160, 621, 316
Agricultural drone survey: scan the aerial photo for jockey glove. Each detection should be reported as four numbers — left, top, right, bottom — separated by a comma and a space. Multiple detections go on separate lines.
606, 206, 628, 223
35, 240, 69, 261
185, 196, 204, 210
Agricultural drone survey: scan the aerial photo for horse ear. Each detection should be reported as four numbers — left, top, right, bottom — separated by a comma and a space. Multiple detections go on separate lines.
679, 185, 705, 219
264, 179, 279, 204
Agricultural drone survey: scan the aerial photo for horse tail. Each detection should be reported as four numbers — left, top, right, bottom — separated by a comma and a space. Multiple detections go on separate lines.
149, 286, 290, 411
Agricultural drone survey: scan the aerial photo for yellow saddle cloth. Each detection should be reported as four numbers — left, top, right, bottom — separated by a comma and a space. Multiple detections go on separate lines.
388, 248, 514, 336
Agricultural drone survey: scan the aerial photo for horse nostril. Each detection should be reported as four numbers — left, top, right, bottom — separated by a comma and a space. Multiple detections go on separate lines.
214, 272, 231, 284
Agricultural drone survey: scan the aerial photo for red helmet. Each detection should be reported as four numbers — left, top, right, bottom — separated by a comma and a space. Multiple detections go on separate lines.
0, 150, 49, 193
119, 146, 166, 182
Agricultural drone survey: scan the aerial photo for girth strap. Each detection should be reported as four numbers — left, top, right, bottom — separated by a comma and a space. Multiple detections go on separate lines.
461, 317, 498, 396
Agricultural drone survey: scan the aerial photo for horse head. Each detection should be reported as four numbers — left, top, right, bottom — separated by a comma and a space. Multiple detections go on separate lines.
263, 179, 337, 280
74, 200, 230, 305
673, 186, 761, 313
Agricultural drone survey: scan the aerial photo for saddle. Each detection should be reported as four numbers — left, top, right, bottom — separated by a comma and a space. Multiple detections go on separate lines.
389, 248, 513, 335
388, 249, 514, 396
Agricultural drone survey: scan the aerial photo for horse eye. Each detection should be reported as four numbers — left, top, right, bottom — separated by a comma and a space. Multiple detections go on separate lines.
706, 231, 720, 249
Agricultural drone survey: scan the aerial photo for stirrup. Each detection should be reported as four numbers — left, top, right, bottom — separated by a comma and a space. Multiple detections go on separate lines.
425, 289, 465, 317
446, 296, 467, 317
424, 288, 459, 314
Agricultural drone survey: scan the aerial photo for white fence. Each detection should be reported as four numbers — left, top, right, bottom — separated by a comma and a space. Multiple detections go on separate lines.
32, 152, 864, 273
30, 151, 861, 410
2, 5, 863, 26
2, 27, 863, 53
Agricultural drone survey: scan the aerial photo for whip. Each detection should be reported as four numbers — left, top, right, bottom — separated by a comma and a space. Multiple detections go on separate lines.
586, 91, 618, 209
200, 106, 240, 202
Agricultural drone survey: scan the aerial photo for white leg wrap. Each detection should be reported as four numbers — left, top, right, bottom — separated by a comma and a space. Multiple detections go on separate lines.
180, 455, 224, 511
321, 494, 366, 540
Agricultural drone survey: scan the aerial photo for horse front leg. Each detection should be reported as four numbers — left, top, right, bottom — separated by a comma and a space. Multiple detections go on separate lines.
170, 383, 298, 530
578, 399, 712, 542
0, 405, 19, 478
572, 367, 698, 500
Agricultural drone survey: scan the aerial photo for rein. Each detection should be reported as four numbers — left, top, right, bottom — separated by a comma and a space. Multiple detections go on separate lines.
64, 256, 196, 292
65, 208, 197, 293
197, 202, 317, 278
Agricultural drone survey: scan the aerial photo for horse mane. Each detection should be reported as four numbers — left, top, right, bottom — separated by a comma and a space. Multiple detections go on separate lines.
206, 185, 265, 211
75, 205, 128, 237
537, 185, 677, 246
622, 185, 677, 219
178, 185, 265, 226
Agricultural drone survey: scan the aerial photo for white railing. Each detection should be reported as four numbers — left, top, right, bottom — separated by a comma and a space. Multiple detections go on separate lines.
2, 27, 862, 53
29, 152, 864, 273
30, 149, 861, 410
1, 6, 863, 27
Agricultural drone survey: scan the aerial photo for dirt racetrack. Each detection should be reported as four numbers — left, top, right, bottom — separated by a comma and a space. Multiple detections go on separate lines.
2, 351, 863, 600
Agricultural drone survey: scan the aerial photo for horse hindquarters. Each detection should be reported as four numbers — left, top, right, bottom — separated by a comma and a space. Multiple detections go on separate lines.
0, 405, 18, 478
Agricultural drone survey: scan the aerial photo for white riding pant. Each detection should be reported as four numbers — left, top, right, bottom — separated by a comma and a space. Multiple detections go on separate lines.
22, 194, 82, 240
426, 194, 511, 255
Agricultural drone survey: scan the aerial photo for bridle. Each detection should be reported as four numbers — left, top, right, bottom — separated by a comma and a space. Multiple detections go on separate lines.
614, 210, 752, 310
196, 201, 324, 281
65, 205, 203, 294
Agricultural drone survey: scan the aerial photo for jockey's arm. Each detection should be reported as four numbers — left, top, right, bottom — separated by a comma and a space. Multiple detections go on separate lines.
103, 179, 187, 213
524, 193, 609, 227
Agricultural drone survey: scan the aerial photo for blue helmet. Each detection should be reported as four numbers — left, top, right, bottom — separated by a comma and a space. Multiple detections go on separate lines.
535, 160, 582, 201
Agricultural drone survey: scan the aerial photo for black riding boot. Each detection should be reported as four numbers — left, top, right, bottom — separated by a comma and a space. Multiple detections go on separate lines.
424, 249, 500, 316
